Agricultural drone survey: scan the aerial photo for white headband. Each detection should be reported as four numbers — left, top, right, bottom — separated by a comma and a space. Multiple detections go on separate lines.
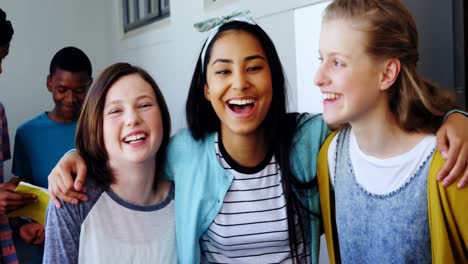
194, 10, 256, 72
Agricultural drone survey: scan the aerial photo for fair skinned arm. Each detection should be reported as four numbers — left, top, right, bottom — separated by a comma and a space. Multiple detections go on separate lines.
435, 113, 468, 188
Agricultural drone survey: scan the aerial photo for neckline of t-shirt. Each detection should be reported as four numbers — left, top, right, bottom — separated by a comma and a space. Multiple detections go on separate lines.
105, 181, 174, 212
217, 133, 274, 175
350, 129, 436, 167
42, 112, 77, 126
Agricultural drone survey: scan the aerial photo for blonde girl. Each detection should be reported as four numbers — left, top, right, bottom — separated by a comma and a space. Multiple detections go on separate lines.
315, 1, 467, 263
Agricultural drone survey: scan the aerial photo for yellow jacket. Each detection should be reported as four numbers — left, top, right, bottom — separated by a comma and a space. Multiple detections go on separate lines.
317, 132, 468, 263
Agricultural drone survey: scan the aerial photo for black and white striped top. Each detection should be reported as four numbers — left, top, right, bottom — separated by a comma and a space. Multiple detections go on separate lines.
200, 134, 310, 263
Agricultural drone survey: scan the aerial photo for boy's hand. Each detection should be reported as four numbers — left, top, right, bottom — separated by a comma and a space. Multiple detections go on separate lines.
19, 222, 45, 245
0, 179, 36, 214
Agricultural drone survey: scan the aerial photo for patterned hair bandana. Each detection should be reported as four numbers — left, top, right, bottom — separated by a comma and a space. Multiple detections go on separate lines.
194, 10, 256, 72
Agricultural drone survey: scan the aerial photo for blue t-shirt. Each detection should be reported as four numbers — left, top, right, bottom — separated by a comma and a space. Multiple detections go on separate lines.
12, 112, 76, 188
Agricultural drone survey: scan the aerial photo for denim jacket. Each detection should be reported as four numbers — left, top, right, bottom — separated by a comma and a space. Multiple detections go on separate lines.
317, 132, 468, 264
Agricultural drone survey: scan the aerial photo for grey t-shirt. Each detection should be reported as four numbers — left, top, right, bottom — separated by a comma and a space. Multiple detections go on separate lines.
43, 177, 177, 264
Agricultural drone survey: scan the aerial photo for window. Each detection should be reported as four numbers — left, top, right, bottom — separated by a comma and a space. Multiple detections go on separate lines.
122, 0, 170, 32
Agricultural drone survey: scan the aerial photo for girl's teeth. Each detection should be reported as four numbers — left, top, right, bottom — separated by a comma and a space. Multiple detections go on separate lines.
229, 99, 255, 105
124, 133, 145, 142
323, 93, 339, 100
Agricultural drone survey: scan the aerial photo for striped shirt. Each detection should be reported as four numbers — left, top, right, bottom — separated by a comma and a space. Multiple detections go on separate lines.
0, 103, 11, 183
200, 134, 310, 263
0, 103, 18, 264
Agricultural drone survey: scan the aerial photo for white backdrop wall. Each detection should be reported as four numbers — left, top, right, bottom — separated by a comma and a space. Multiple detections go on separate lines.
295, 2, 331, 114
0, 1, 110, 179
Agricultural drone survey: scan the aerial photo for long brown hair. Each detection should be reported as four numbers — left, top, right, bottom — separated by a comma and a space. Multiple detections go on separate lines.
323, 0, 458, 133
75, 63, 171, 189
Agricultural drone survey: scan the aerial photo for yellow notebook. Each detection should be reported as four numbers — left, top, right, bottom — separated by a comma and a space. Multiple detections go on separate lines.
7, 182, 50, 225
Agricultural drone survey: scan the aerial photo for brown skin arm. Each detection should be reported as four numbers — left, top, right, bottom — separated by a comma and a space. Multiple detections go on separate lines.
0, 178, 37, 214
19, 222, 45, 245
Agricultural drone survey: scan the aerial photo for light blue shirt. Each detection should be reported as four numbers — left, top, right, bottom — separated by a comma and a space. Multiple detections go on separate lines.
165, 113, 329, 263
12, 112, 77, 188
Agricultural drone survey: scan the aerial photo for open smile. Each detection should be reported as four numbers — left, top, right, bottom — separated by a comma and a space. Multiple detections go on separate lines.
226, 98, 257, 117
322, 92, 341, 102
123, 133, 147, 144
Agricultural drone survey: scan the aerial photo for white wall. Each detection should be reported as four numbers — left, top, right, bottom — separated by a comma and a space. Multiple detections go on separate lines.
295, 1, 330, 114
0, 1, 110, 179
